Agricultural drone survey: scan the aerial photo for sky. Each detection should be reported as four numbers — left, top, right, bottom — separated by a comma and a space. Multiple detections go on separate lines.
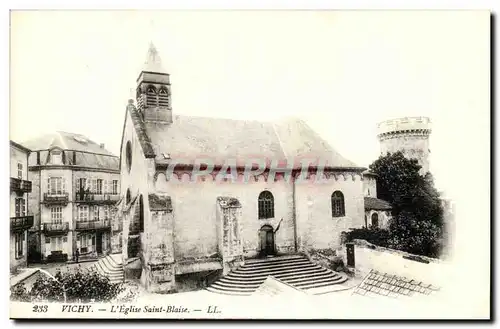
9, 10, 490, 199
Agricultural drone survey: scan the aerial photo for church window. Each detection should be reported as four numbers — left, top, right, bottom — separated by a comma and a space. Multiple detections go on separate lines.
258, 191, 274, 219
146, 85, 158, 107
331, 191, 345, 217
158, 87, 169, 107
371, 213, 379, 228
139, 195, 144, 233
126, 141, 132, 173
126, 189, 131, 204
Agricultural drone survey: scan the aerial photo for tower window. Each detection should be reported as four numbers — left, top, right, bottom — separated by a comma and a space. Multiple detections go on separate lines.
258, 191, 274, 219
146, 85, 158, 107
126, 141, 132, 173
331, 191, 345, 217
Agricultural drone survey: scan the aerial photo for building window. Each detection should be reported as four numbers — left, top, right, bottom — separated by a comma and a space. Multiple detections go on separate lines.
17, 162, 23, 179
15, 232, 24, 258
331, 191, 345, 217
126, 141, 132, 173
15, 198, 26, 217
112, 180, 118, 195
104, 205, 109, 220
92, 205, 99, 221
50, 236, 63, 252
48, 177, 65, 195
51, 206, 63, 224
258, 191, 274, 219
96, 179, 103, 195
371, 213, 379, 228
78, 205, 89, 222
51, 150, 62, 165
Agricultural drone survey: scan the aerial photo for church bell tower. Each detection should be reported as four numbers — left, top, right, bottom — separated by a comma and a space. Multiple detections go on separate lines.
136, 43, 173, 124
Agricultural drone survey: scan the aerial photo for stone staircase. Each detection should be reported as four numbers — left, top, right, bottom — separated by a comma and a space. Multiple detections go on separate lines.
91, 254, 124, 284
206, 254, 348, 296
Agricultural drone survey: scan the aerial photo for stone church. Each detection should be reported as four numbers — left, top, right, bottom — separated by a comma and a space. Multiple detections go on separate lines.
118, 44, 381, 293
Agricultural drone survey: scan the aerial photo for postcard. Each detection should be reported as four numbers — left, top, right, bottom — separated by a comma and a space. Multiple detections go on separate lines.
8, 10, 491, 320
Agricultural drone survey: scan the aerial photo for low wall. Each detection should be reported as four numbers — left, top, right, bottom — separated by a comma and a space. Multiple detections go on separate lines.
348, 240, 452, 287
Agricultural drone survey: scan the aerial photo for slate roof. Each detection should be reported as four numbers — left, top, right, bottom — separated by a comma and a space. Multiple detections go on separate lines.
364, 197, 392, 210
127, 104, 363, 170
22, 131, 119, 171
353, 269, 440, 299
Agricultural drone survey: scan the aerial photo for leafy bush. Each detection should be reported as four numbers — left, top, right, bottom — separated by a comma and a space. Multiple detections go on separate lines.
369, 152, 445, 257
345, 227, 390, 248
10, 283, 30, 302
11, 268, 124, 303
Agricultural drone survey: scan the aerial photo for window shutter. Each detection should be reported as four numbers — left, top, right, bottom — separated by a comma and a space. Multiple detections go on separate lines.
62, 151, 66, 164
62, 179, 66, 193
47, 151, 51, 164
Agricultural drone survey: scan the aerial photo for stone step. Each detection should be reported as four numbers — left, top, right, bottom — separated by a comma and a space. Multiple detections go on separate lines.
215, 271, 340, 289
224, 267, 329, 282
102, 256, 122, 271
207, 253, 349, 296
300, 276, 348, 290
95, 261, 124, 280
291, 275, 344, 287
244, 254, 305, 265
238, 259, 311, 271
97, 261, 123, 276
243, 255, 307, 267
231, 263, 321, 276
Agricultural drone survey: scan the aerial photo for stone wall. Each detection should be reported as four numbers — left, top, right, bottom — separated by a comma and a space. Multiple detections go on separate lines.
347, 239, 451, 286
364, 209, 391, 229
295, 172, 365, 251
154, 173, 296, 260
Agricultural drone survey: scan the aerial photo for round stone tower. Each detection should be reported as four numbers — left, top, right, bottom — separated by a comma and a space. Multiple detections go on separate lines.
377, 117, 432, 174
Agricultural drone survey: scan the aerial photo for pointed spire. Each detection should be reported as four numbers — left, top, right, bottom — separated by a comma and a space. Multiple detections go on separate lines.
143, 42, 167, 73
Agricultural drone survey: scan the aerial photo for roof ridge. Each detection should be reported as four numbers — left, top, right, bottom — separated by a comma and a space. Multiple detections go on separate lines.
271, 122, 288, 158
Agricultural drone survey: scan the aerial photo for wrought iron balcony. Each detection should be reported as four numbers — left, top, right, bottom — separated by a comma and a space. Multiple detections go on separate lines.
43, 192, 69, 205
10, 177, 32, 194
42, 222, 69, 235
10, 215, 34, 231
75, 192, 120, 204
75, 219, 111, 231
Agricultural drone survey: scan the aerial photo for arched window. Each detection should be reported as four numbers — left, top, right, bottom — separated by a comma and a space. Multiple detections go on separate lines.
331, 191, 345, 217
126, 188, 131, 204
139, 195, 144, 233
146, 85, 158, 107
371, 213, 379, 228
258, 191, 274, 219
126, 141, 132, 173
158, 87, 169, 107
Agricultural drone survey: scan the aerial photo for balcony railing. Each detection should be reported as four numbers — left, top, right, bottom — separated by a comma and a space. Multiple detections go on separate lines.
42, 222, 70, 235
10, 177, 32, 194
43, 192, 69, 205
75, 192, 120, 204
10, 215, 34, 231
75, 219, 111, 231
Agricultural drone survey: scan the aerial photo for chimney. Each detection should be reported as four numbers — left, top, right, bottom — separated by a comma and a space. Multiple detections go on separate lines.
100, 143, 105, 149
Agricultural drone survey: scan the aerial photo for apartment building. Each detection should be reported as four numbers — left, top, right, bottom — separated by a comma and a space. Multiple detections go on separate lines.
10, 141, 33, 273
24, 131, 120, 263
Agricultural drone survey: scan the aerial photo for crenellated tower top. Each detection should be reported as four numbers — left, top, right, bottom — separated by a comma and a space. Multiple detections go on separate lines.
377, 117, 432, 174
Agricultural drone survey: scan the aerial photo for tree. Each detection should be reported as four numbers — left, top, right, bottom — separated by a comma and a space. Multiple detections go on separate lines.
11, 268, 124, 303
369, 151, 444, 257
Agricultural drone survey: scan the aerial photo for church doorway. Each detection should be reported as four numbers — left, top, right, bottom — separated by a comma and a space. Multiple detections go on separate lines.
259, 225, 275, 257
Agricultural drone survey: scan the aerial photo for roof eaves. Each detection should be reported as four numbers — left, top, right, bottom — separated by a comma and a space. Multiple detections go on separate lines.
127, 103, 156, 159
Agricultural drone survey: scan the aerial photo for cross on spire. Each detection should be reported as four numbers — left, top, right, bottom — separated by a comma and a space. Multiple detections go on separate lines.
143, 42, 167, 73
